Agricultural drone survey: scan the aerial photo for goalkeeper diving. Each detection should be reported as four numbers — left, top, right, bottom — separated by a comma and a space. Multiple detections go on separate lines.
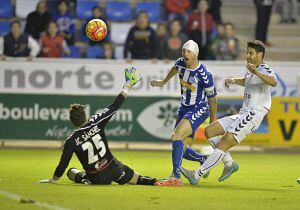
40, 68, 158, 186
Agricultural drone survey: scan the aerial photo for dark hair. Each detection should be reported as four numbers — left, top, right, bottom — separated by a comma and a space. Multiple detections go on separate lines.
157, 22, 167, 30
59, 0, 68, 6
10, 20, 21, 27
92, 6, 102, 12
247, 40, 265, 58
69, 104, 86, 127
136, 10, 148, 19
36, 1, 47, 10
170, 19, 181, 25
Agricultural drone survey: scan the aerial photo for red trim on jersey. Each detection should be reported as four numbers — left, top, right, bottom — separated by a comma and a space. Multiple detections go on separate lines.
87, 158, 114, 174
264, 107, 270, 112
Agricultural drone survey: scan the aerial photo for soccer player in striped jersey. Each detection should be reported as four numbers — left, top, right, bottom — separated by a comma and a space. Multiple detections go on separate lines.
180, 40, 278, 185
151, 40, 217, 185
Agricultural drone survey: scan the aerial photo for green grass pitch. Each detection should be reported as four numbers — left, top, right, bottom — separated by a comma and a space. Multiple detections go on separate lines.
0, 149, 299, 210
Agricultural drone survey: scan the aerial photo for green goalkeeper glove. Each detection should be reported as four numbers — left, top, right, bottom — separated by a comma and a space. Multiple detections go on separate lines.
123, 67, 141, 95
125, 67, 141, 85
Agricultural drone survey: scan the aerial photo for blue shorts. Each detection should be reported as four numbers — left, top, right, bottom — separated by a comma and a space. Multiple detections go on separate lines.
174, 103, 210, 138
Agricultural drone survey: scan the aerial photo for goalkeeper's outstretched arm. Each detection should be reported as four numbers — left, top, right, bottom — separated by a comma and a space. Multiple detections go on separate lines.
93, 67, 141, 126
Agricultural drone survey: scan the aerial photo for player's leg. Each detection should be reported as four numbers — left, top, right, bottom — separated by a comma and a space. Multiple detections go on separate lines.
195, 132, 238, 178
182, 110, 262, 184
180, 105, 211, 165
164, 105, 210, 182
67, 168, 90, 184
182, 146, 207, 164
181, 132, 237, 185
112, 161, 158, 186
171, 119, 193, 178
205, 120, 226, 146
206, 118, 235, 166
179, 106, 211, 176
127, 171, 168, 186
205, 119, 239, 181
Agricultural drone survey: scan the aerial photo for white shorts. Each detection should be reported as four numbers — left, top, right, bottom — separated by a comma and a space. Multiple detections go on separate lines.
218, 109, 267, 143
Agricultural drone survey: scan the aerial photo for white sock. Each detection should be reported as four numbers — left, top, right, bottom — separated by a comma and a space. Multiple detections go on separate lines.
208, 136, 234, 167
195, 148, 225, 179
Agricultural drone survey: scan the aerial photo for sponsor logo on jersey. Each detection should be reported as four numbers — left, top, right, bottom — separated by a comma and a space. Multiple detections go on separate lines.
180, 79, 196, 91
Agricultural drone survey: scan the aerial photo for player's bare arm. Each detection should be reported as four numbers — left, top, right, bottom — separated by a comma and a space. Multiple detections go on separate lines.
208, 96, 217, 123
150, 66, 178, 87
246, 63, 277, 87
225, 77, 246, 88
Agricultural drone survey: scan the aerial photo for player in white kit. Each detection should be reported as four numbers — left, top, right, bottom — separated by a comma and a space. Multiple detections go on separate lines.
180, 40, 278, 185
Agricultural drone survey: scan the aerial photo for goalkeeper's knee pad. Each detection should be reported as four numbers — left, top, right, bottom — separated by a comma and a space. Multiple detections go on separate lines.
67, 168, 89, 184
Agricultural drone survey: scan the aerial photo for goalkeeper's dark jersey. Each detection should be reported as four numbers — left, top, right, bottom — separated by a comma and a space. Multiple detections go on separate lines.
54, 94, 125, 178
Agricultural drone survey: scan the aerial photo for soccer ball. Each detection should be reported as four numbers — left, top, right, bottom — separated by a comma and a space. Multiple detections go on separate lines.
85, 19, 107, 41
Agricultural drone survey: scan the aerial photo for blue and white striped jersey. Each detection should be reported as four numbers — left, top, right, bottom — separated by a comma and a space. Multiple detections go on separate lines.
174, 58, 217, 106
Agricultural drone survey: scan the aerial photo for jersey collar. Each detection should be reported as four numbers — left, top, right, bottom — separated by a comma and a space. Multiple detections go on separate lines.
185, 61, 201, 71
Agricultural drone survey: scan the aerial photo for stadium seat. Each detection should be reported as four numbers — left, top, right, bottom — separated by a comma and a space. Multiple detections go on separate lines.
16, 0, 39, 19
105, 2, 132, 21
0, 22, 11, 37
135, 2, 161, 22
110, 23, 132, 44
76, 0, 100, 19
86, 45, 104, 58
0, 0, 14, 18
62, 46, 81, 58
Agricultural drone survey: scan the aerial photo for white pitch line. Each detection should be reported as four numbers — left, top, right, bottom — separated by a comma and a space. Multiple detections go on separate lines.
0, 190, 71, 210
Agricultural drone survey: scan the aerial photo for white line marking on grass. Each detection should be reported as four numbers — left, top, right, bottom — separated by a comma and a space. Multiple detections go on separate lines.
0, 190, 71, 210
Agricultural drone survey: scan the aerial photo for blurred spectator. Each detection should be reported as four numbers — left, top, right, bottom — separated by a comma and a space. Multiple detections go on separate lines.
25, 0, 52, 40
190, 0, 199, 10
0, 20, 40, 61
82, 6, 110, 45
215, 22, 239, 60
53, 0, 75, 45
254, 0, 275, 47
156, 23, 168, 59
210, 23, 225, 59
160, 19, 188, 61
280, 0, 298, 23
185, 0, 214, 60
39, 21, 70, 58
102, 42, 115, 59
124, 11, 157, 62
165, 0, 190, 23
208, 0, 222, 24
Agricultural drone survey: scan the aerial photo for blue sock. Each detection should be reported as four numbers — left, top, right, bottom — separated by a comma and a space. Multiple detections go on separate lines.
172, 140, 184, 178
183, 147, 207, 164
